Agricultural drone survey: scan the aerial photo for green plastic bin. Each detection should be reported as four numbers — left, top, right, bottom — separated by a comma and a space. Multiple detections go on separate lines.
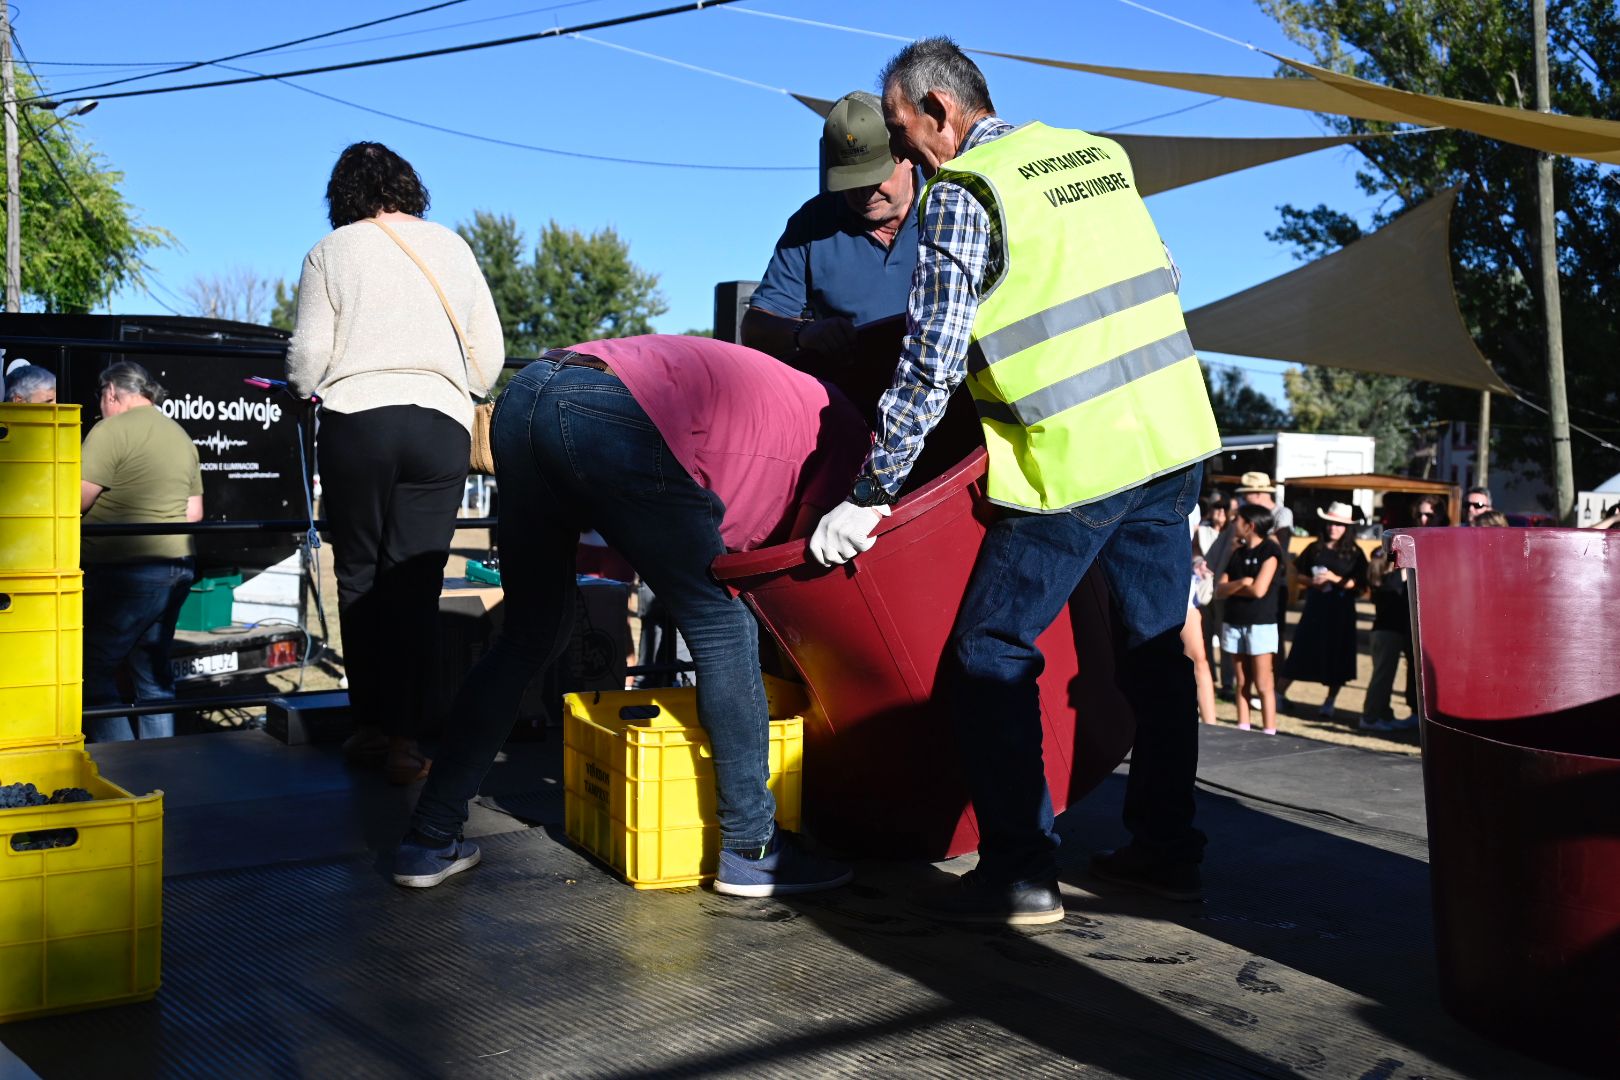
176, 572, 242, 632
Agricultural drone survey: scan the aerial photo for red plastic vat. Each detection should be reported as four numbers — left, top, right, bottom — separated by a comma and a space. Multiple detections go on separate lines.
712, 448, 1135, 859
1391, 527, 1620, 1075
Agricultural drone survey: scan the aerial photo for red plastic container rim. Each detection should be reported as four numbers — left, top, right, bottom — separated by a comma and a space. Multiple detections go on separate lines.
711, 448, 988, 582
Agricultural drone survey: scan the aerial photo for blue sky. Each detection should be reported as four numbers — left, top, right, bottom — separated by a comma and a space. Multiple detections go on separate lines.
15, 0, 1388, 403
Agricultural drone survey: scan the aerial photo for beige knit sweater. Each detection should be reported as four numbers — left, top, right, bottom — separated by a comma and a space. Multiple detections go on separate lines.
286, 217, 505, 431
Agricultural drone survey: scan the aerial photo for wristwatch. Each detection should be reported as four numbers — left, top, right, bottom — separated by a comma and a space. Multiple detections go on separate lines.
850, 471, 896, 507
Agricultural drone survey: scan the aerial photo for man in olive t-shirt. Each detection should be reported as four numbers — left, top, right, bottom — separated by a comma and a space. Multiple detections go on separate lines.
80, 362, 204, 743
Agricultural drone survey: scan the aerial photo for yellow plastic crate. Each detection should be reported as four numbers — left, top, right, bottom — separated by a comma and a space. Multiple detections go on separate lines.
1, 562, 164, 1023
0, 573, 83, 749
563, 676, 805, 889
0, 747, 163, 1022
0, 404, 81, 573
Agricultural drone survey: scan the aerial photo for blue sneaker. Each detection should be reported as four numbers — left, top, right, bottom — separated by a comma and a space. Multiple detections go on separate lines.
392, 836, 481, 888
714, 830, 852, 897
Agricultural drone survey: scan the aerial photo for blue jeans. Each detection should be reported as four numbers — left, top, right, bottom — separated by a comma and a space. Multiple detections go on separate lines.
951, 463, 1205, 883
83, 558, 196, 743
410, 358, 776, 849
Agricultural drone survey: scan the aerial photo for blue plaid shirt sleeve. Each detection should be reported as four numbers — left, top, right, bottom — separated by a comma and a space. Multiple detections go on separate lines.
866, 117, 1012, 496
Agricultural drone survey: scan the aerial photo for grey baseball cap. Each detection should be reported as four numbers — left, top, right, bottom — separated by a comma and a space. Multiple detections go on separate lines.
824, 91, 897, 192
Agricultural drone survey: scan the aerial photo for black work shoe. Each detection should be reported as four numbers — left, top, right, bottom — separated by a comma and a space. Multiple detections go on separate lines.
916, 870, 1065, 926
1089, 847, 1203, 902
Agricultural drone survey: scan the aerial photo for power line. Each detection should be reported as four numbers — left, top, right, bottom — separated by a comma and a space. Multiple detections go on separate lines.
1107, 96, 1223, 131
571, 32, 793, 95
19, 60, 188, 69
1111, 0, 1260, 54
1505, 382, 1620, 454
23, 1, 609, 70
44, 0, 474, 97
26, 0, 748, 107
229, 0, 610, 61
211, 61, 812, 172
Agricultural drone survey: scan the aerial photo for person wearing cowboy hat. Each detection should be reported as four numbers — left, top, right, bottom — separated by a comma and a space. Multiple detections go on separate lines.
1234, 471, 1295, 545
741, 91, 920, 366
1279, 501, 1369, 720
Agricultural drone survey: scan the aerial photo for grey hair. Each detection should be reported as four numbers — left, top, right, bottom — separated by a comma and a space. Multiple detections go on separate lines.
6, 364, 55, 401
879, 36, 995, 115
100, 360, 169, 406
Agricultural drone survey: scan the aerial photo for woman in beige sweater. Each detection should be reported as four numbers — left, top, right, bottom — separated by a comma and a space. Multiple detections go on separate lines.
288, 142, 504, 784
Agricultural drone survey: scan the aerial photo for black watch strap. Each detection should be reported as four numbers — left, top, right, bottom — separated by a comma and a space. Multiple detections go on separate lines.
850, 472, 896, 507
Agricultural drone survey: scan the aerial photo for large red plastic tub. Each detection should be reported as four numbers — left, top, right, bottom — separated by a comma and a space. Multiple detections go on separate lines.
712, 448, 1135, 860
1392, 527, 1620, 1076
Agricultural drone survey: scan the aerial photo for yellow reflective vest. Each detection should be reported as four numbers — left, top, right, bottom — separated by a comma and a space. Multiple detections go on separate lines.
923, 122, 1221, 511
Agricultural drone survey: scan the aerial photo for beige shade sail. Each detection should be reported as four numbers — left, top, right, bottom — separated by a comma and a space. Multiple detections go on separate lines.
1183, 190, 1511, 394
976, 50, 1620, 166
1107, 131, 1384, 196
1276, 56, 1620, 165
792, 93, 838, 117
791, 92, 1389, 196
975, 51, 1427, 123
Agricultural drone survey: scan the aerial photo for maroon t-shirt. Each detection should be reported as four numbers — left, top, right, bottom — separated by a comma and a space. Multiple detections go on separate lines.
570, 336, 871, 552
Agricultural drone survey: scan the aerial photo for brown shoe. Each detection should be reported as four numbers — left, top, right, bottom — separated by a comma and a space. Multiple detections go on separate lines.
341, 726, 388, 760
384, 741, 432, 785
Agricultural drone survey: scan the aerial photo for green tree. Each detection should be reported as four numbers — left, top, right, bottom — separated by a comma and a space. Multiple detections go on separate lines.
1257, 0, 1620, 501
1202, 362, 1291, 434
1283, 365, 1421, 473
457, 211, 532, 353
0, 72, 173, 312
456, 213, 668, 357
269, 280, 297, 332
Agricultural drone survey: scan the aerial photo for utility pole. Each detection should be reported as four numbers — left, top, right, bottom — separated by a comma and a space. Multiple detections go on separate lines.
2, 5, 20, 313
1532, 0, 1574, 521
1477, 390, 1491, 488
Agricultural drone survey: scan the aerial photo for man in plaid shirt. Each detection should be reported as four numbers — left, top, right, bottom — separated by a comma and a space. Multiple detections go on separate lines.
811, 38, 1213, 924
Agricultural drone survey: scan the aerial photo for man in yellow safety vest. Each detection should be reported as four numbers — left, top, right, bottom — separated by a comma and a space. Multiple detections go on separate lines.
810, 37, 1221, 924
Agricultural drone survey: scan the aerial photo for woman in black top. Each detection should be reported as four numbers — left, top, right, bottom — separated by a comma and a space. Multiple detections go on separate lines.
1216, 505, 1284, 734
1281, 502, 1369, 719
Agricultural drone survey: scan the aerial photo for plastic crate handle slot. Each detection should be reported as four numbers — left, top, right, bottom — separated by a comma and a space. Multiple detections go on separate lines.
0, 593, 10, 613
0, 422, 8, 441
620, 705, 662, 722
8, 828, 81, 852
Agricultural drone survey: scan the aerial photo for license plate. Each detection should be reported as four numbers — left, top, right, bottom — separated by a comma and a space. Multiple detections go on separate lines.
177, 652, 240, 678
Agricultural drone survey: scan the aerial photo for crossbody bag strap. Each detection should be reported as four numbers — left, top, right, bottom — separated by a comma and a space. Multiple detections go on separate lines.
367, 218, 482, 402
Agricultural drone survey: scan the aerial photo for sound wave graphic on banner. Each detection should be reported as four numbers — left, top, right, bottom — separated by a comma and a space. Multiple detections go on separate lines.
195, 430, 249, 455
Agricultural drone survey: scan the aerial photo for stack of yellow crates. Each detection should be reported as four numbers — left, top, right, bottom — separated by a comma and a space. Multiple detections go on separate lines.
0, 403, 163, 1022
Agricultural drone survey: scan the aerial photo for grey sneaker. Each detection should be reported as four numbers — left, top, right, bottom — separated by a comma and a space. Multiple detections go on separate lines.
714, 830, 853, 897
392, 836, 481, 888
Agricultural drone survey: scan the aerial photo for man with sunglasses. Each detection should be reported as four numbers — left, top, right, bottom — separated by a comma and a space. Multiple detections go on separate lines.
1464, 486, 1492, 525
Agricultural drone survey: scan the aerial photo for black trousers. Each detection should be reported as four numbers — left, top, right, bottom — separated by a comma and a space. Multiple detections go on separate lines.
318, 405, 469, 737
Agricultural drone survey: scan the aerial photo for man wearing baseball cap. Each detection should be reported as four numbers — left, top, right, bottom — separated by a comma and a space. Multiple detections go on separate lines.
741, 91, 919, 365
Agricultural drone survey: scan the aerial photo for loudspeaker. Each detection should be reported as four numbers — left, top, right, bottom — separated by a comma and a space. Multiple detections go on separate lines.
712, 281, 759, 344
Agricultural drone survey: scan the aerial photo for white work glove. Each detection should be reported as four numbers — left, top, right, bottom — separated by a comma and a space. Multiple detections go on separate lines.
809, 500, 892, 567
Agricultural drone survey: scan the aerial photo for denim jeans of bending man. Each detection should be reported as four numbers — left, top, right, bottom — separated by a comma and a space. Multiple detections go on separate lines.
951, 463, 1205, 885
410, 358, 777, 849
83, 558, 196, 742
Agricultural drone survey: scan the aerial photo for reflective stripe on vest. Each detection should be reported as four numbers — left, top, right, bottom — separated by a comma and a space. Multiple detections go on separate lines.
925, 122, 1221, 511
967, 267, 1178, 374
975, 328, 1194, 426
